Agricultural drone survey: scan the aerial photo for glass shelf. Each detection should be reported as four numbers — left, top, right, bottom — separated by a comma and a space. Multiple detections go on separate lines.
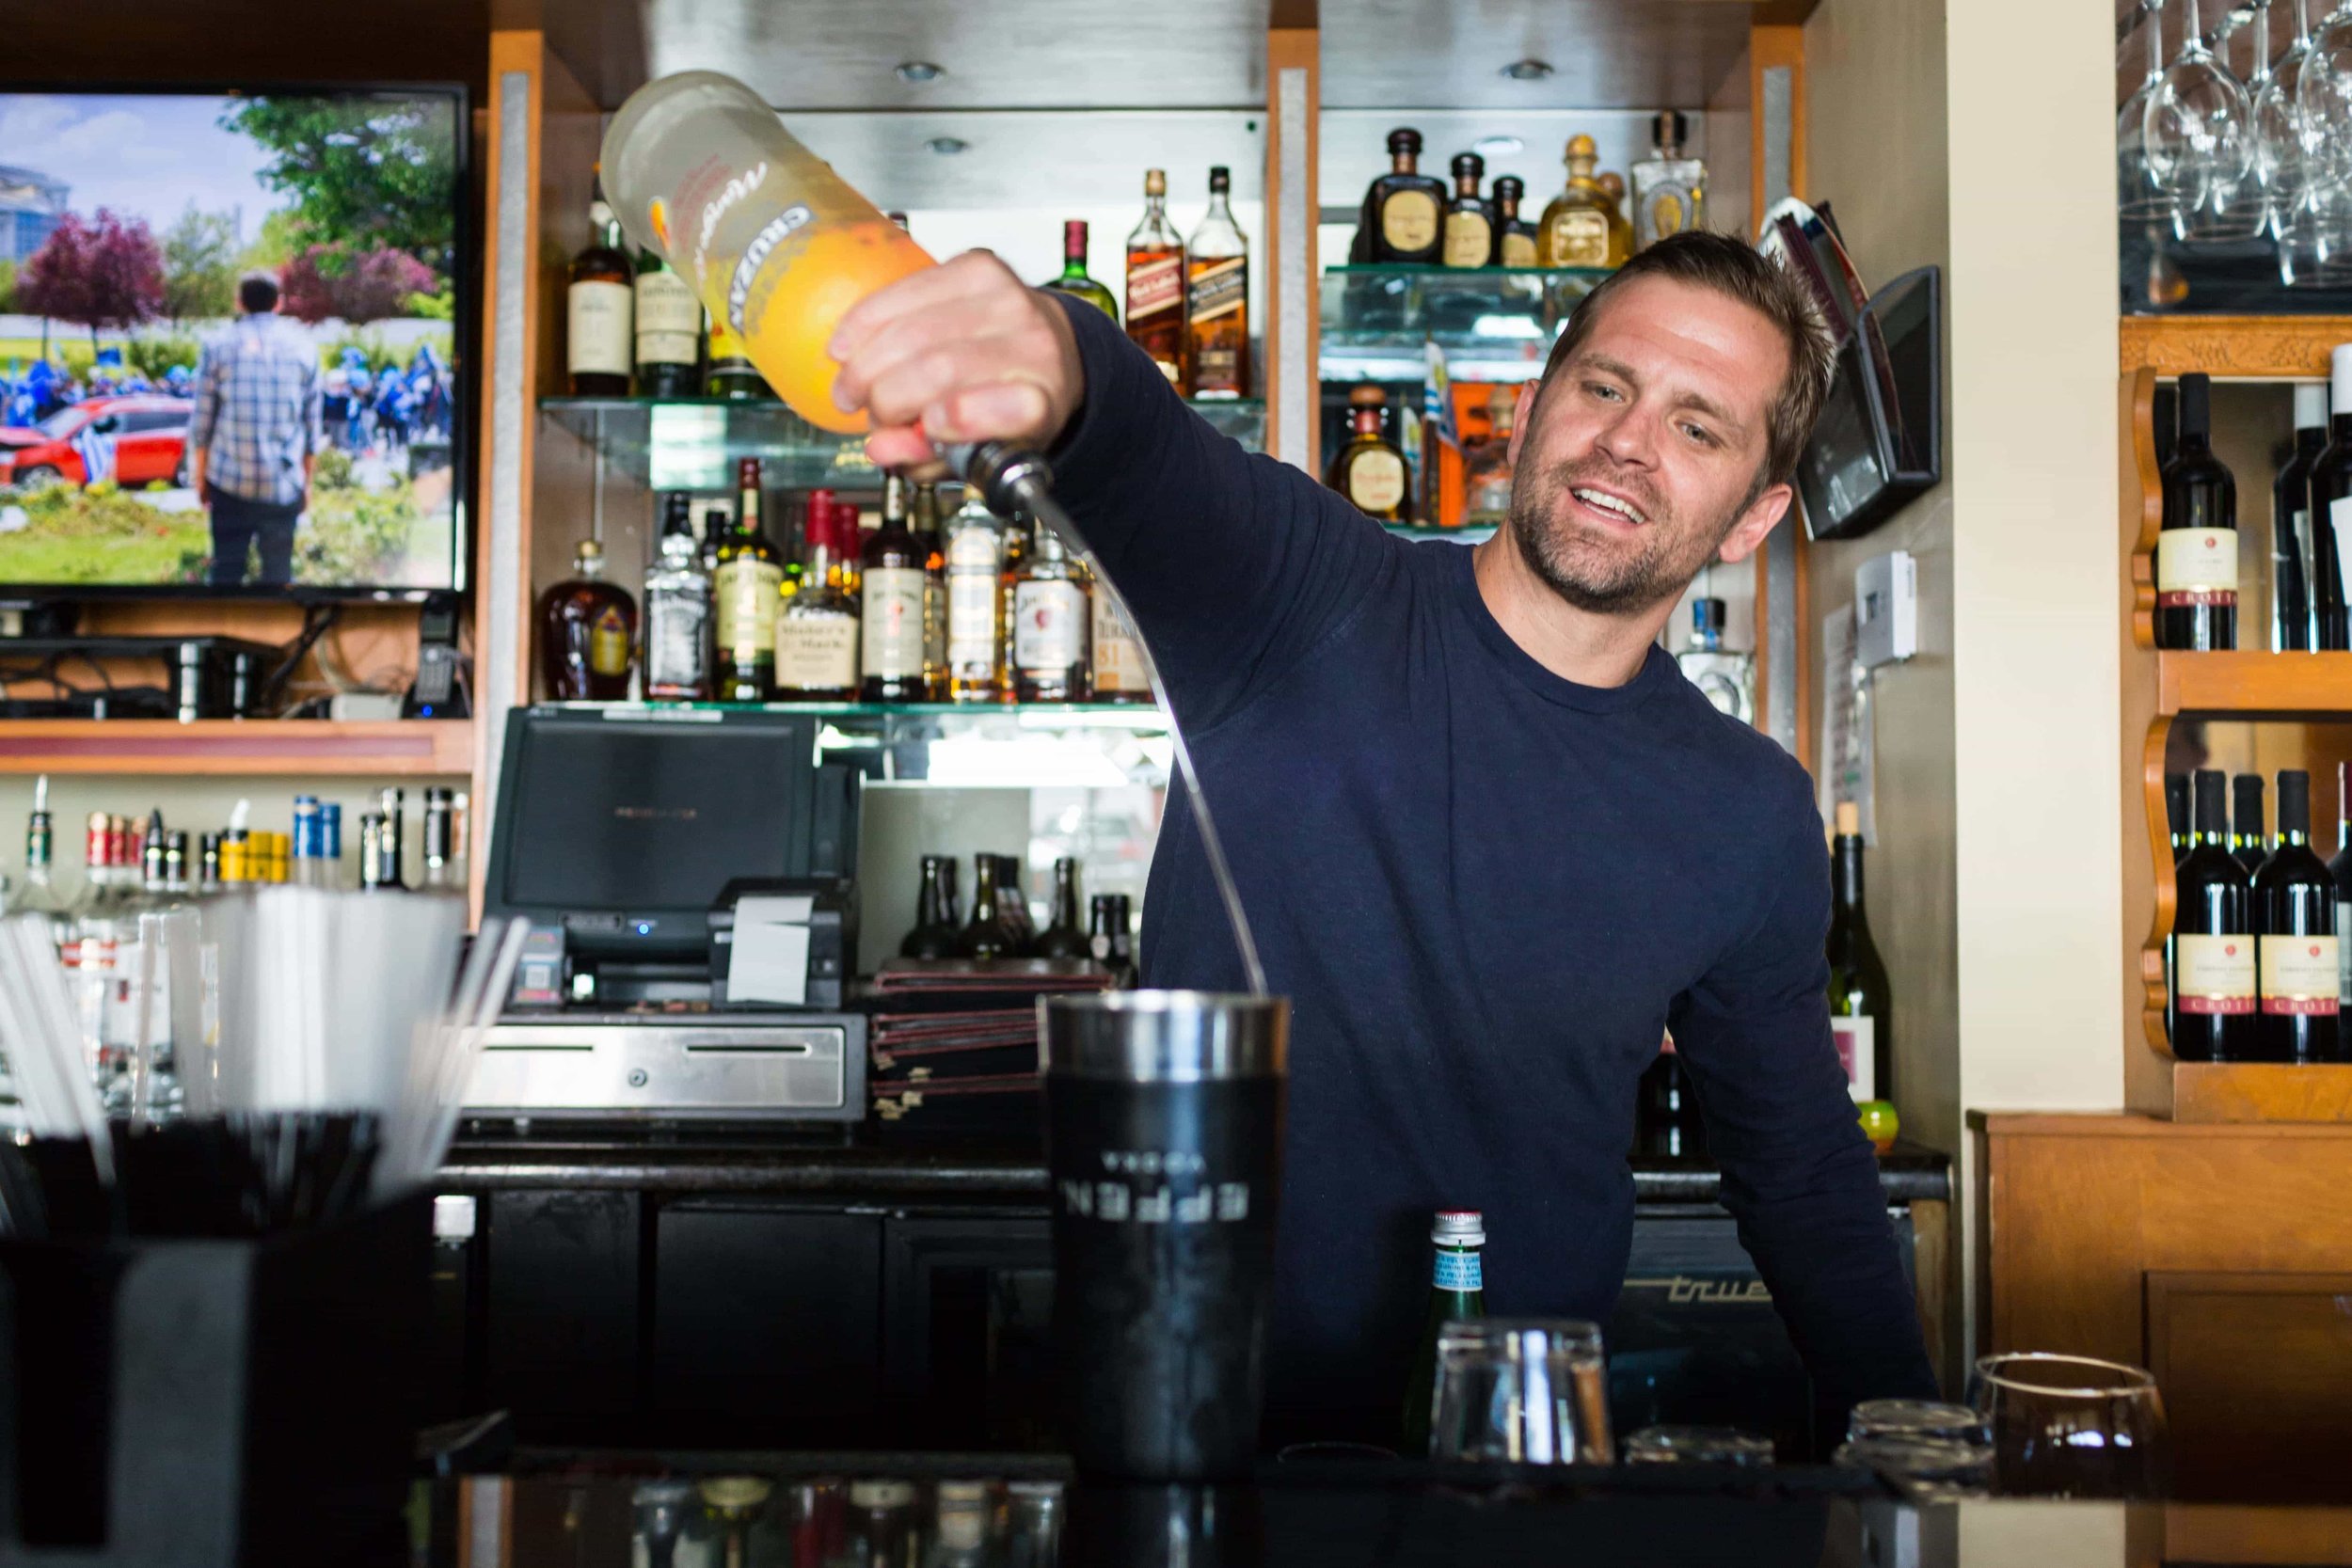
1383, 523, 1493, 545
1321, 264, 1609, 383
539, 396, 1264, 490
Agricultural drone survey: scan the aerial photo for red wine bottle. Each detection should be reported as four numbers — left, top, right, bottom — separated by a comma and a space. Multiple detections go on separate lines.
2166, 772, 2190, 863
2254, 769, 2341, 1064
2233, 772, 2268, 878
2331, 763, 2352, 1059
2174, 768, 2256, 1061
2309, 346, 2352, 650
2153, 372, 2238, 652
2272, 383, 2328, 650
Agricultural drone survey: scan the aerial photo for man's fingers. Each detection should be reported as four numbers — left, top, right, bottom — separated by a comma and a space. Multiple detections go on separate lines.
860, 334, 1058, 443
831, 293, 1016, 416
923, 382, 1053, 446
828, 249, 1011, 365
862, 423, 939, 472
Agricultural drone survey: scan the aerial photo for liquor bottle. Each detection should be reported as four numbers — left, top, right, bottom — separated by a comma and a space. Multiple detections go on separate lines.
1011, 522, 1091, 702
1440, 152, 1493, 270
2154, 372, 2238, 651
1488, 176, 1539, 268
2254, 769, 2340, 1063
357, 813, 404, 892
291, 793, 326, 888
2175, 768, 2258, 1061
704, 308, 771, 400
1460, 385, 1518, 528
198, 832, 222, 896
1042, 219, 1119, 321
2272, 380, 2327, 650
958, 854, 1012, 960
2332, 763, 2352, 1056
1035, 858, 1089, 959
1400, 1211, 1486, 1457
13, 776, 71, 934
1360, 128, 1447, 265
944, 490, 1008, 702
712, 460, 785, 699
2167, 771, 2191, 863
1124, 168, 1188, 390
913, 482, 948, 696
319, 802, 344, 891
861, 474, 931, 703
566, 179, 633, 397
1629, 110, 1708, 251
163, 831, 191, 898
940, 856, 963, 927
775, 497, 862, 700
995, 853, 1037, 953
1089, 572, 1152, 702
2308, 345, 2352, 649
632, 245, 702, 398
1186, 166, 1250, 399
1537, 135, 1615, 269
1327, 385, 1409, 521
2233, 772, 2268, 876
1089, 893, 1137, 987
421, 787, 463, 893
1827, 801, 1891, 1102
899, 854, 961, 960
1677, 596, 1754, 724
534, 538, 638, 701
1635, 1044, 1708, 1159
379, 786, 407, 890
643, 493, 713, 701
1595, 171, 1634, 268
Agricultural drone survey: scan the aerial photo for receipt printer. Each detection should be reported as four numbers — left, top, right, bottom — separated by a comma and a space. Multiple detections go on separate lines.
707, 876, 854, 1010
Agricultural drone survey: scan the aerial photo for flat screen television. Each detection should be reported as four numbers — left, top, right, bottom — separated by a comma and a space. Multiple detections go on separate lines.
0, 83, 469, 600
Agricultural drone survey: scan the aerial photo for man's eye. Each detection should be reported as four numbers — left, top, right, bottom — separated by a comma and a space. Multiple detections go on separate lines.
1586, 382, 1622, 402
1681, 423, 1717, 448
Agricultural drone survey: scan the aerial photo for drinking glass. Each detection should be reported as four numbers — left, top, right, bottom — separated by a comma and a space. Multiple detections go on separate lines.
2298, 0, 2352, 182
2259, 0, 2330, 258
1621, 1426, 1777, 1465
1971, 1353, 2170, 1499
1847, 1398, 1991, 1444
2147, 0, 2260, 237
1832, 1436, 1995, 1499
2122, 0, 2182, 223
1428, 1320, 1614, 1465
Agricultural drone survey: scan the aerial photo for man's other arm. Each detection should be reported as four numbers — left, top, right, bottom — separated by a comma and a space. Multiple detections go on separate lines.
1666, 776, 1939, 1413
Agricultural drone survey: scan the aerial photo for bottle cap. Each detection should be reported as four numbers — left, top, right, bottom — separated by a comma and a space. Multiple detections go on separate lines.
1834, 800, 1860, 836
2233, 771, 2265, 822
2279, 768, 2312, 836
2166, 772, 2189, 832
1347, 384, 1388, 407
1432, 1210, 1486, 1246
2333, 343, 2352, 411
850, 1480, 917, 1509
2177, 372, 2210, 439
1388, 127, 1423, 154
1565, 133, 1597, 165
577, 538, 604, 562
1208, 165, 1231, 191
1692, 596, 1727, 638
2296, 381, 2328, 431
1653, 109, 1690, 151
2194, 768, 2228, 834
1492, 174, 1524, 200
1144, 167, 1167, 197
1598, 171, 1626, 199
1451, 150, 1484, 181
1063, 216, 1088, 251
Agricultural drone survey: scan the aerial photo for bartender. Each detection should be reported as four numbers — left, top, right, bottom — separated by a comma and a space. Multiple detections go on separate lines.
830, 230, 1938, 1442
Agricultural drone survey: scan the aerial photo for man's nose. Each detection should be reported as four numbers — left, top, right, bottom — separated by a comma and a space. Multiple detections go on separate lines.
1594, 405, 1661, 470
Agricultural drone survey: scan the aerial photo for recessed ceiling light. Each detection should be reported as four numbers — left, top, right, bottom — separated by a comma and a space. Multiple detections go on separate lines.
896, 60, 946, 83
1471, 135, 1525, 157
925, 136, 970, 156
1500, 58, 1555, 81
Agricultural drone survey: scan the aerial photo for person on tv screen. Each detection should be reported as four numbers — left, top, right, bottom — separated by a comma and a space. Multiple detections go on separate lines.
188, 271, 323, 588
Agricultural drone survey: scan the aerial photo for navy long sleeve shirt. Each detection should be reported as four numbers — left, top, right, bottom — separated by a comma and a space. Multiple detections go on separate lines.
1041, 294, 1937, 1442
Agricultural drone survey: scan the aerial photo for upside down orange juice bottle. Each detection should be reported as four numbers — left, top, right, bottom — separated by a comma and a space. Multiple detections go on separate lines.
601, 71, 935, 435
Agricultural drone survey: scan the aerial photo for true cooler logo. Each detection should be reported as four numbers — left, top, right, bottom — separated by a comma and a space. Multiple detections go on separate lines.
1127, 254, 1184, 322
727, 201, 814, 335
2154, 529, 2238, 608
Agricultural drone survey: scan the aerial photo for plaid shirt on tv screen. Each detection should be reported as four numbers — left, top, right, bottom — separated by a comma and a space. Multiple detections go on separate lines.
189, 313, 322, 507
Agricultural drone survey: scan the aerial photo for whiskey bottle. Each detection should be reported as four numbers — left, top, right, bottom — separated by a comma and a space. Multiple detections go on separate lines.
1035, 858, 1089, 959
1361, 129, 1447, 265
642, 492, 712, 701
944, 489, 1009, 702
1441, 152, 1493, 270
1489, 176, 1540, 268
913, 481, 948, 697
535, 537, 637, 700
899, 854, 961, 960
1460, 385, 1517, 528
1041, 219, 1119, 322
775, 497, 862, 700
1538, 135, 1616, 269
1089, 570, 1152, 702
632, 245, 702, 399
861, 474, 930, 703
1010, 522, 1091, 703
1186, 166, 1250, 398
1596, 172, 1634, 269
712, 457, 785, 700
1629, 111, 1707, 251
705, 309, 771, 400
1327, 385, 1409, 521
1125, 169, 1188, 390
566, 179, 633, 396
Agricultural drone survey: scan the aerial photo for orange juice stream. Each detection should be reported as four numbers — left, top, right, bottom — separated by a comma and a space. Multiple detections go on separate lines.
600, 73, 1267, 995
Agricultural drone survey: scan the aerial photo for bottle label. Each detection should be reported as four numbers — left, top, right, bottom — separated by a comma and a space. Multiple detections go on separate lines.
707, 312, 752, 365
1347, 448, 1406, 514
644, 593, 708, 697
2333, 495, 2352, 601
2340, 898, 2352, 1004
2155, 528, 2238, 605
589, 604, 632, 676
1187, 256, 1247, 324
1548, 209, 1611, 268
713, 558, 782, 660
776, 614, 861, 691
1442, 211, 1493, 268
633, 268, 701, 367
566, 279, 632, 375
1645, 189, 1690, 243
1014, 579, 1088, 672
1830, 1015, 1875, 1101
1499, 231, 1539, 268
2259, 933, 2340, 1013
1126, 252, 1184, 323
1434, 1249, 1483, 1291
2174, 933, 2258, 1013
1092, 591, 1151, 695
946, 540, 1003, 672
1381, 189, 1439, 252
863, 566, 929, 678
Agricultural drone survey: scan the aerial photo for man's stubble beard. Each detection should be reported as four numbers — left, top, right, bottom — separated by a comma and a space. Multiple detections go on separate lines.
1504, 449, 1743, 618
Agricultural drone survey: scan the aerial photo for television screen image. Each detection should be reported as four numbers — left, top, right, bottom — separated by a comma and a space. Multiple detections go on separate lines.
0, 86, 466, 595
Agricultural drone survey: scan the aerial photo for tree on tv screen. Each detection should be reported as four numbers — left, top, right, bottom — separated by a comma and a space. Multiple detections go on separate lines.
222, 96, 456, 284
18, 210, 166, 349
279, 244, 437, 325
162, 205, 240, 324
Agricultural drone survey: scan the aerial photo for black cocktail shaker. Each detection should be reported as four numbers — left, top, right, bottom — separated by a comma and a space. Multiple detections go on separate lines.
1040, 990, 1288, 1481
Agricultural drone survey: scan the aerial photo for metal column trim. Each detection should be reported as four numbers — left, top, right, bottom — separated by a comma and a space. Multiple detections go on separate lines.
481, 69, 533, 869
1275, 65, 1311, 473
1760, 62, 1799, 755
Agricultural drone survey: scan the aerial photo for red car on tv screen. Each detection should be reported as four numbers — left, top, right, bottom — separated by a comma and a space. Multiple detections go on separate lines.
0, 396, 192, 490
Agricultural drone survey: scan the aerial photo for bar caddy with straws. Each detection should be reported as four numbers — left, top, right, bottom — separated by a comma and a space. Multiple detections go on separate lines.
469, 705, 867, 1124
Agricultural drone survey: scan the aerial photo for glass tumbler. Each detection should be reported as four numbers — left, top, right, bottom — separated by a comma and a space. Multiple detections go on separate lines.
1832, 1435, 1995, 1499
1427, 1319, 1613, 1465
1621, 1425, 1777, 1465
1971, 1353, 2170, 1499
1848, 1398, 1991, 1444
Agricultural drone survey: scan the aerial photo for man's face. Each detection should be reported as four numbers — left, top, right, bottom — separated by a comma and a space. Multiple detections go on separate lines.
1504, 275, 1796, 616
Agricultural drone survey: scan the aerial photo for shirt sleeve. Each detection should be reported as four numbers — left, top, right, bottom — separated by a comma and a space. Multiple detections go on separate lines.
302, 352, 322, 459
1043, 293, 1405, 733
1665, 778, 1940, 1412
188, 342, 220, 458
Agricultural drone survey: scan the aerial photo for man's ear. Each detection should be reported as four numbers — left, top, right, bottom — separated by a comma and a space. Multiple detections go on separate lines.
1715, 482, 1793, 565
1505, 380, 1539, 467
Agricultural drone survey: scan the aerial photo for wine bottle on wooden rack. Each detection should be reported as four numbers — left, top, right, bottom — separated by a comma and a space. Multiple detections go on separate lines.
2332, 763, 2352, 1058
2272, 384, 2328, 651
2174, 768, 2257, 1062
2253, 769, 2340, 1064
2233, 773, 2268, 877
2167, 772, 2190, 863
2153, 372, 2238, 652
2306, 346, 2352, 650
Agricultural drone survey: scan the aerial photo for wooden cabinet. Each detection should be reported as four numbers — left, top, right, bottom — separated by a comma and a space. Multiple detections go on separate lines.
2147, 1271, 2352, 1504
